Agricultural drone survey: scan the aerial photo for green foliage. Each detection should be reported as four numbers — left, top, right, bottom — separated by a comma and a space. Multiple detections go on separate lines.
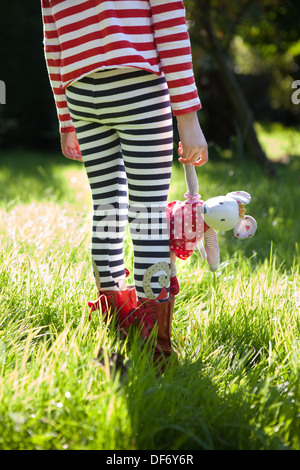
0, 146, 299, 450
1, 0, 299, 152
0, 0, 57, 149
185, 0, 300, 133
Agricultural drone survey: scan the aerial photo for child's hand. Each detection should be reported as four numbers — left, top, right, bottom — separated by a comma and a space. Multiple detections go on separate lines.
60, 131, 83, 162
177, 112, 208, 167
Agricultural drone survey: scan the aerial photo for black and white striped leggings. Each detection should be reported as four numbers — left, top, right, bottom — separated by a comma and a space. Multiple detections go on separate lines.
66, 67, 173, 300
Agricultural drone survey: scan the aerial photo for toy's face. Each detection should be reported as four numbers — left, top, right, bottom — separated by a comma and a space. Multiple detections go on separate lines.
203, 196, 240, 231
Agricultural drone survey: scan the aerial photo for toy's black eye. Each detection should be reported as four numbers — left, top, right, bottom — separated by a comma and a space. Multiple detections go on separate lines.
219, 202, 224, 205
220, 218, 225, 221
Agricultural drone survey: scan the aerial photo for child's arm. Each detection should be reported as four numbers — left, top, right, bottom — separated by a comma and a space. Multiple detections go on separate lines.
60, 132, 82, 162
149, 0, 208, 166
149, 0, 201, 116
177, 112, 208, 167
41, 0, 74, 135
41, 1, 81, 160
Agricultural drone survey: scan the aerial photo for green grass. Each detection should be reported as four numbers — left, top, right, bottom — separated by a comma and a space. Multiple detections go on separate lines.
254, 122, 300, 161
0, 147, 299, 450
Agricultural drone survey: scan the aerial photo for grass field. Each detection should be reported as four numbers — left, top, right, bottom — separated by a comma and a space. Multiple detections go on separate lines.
0, 143, 299, 450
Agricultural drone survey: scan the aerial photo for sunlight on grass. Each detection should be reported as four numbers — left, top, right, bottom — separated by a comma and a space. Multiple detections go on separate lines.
255, 122, 300, 161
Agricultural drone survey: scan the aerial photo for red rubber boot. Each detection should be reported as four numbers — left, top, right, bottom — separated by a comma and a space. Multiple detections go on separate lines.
88, 287, 137, 331
137, 295, 177, 367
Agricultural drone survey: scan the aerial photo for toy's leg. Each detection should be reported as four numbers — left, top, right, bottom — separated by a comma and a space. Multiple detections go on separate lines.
170, 251, 180, 296
170, 251, 177, 278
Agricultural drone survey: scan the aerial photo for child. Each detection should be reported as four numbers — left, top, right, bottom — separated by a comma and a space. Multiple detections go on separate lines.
41, 0, 208, 364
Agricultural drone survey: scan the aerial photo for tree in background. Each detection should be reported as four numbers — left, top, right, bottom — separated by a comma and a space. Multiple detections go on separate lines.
0, 0, 299, 171
0, 0, 57, 150
186, 0, 300, 175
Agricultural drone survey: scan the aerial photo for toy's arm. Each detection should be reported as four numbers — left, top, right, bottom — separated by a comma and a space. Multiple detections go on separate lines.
184, 164, 199, 196
204, 228, 220, 272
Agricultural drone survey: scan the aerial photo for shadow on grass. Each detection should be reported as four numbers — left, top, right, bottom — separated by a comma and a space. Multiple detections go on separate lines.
93, 326, 291, 450
121, 346, 291, 450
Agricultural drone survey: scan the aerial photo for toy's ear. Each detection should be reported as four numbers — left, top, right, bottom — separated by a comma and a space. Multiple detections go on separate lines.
233, 215, 257, 239
226, 191, 251, 205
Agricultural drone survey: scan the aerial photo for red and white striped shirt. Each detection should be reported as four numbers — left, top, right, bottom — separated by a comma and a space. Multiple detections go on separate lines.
41, 0, 201, 133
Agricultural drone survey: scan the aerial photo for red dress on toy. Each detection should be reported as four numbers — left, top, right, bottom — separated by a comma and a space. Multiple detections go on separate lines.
167, 195, 208, 261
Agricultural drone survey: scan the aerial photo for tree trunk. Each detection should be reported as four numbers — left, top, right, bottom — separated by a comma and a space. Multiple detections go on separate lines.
202, 15, 276, 176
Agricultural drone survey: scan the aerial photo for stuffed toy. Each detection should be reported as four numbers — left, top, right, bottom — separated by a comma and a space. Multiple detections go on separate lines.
167, 165, 257, 293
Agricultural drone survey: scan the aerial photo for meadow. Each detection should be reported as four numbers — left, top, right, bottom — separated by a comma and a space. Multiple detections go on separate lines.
0, 133, 299, 450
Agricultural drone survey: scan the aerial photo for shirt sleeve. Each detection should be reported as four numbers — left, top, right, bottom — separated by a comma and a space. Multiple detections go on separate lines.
41, 0, 74, 133
149, 0, 201, 115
